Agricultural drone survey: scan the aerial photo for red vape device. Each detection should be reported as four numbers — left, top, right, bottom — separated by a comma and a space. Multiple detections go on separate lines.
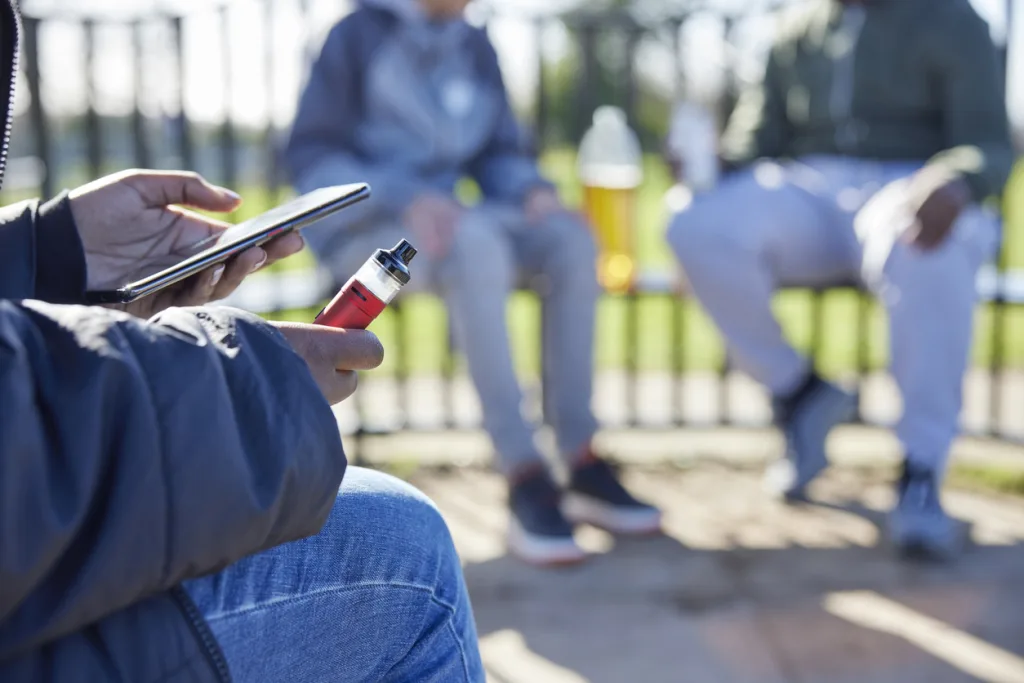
314, 239, 417, 329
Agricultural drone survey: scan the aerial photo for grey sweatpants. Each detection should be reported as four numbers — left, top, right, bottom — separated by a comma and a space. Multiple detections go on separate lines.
669, 156, 1000, 471
324, 205, 601, 475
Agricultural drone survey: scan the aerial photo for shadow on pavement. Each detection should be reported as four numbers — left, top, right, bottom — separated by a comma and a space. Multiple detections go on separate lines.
417, 466, 1024, 683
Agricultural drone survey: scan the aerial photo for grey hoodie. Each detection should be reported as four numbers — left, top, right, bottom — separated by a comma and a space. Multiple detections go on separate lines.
284, 0, 551, 255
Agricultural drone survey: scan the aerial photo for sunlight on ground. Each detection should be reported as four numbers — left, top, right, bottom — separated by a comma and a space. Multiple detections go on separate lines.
425, 465, 1024, 683
825, 591, 1024, 683
481, 630, 589, 683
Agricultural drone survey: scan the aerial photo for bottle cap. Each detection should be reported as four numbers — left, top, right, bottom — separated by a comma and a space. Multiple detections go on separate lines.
373, 239, 417, 285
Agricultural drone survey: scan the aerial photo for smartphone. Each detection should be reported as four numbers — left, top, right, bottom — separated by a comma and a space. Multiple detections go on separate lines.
84, 183, 370, 304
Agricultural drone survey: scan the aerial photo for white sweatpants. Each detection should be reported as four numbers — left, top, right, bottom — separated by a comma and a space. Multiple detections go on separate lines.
668, 156, 1000, 469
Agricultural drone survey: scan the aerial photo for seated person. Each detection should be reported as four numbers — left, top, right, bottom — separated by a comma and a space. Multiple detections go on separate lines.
284, 0, 661, 566
668, 0, 1013, 559
0, 3, 481, 679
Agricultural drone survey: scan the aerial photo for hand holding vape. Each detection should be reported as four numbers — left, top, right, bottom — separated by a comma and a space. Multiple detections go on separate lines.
314, 239, 417, 330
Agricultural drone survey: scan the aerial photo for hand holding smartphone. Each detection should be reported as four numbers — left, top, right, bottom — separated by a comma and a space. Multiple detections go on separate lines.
84, 183, 370, 305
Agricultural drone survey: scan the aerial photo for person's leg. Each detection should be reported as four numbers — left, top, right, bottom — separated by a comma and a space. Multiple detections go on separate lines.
668, 161, 860, 392
505, 208, 662, 534
428, 206, 592, 565
858, 181, 1000, 558
184, 467, 484, 683
433, 211, 547, 475
321, 218, 584, 565
667, 160, 861, 497
503, 209, 600, 461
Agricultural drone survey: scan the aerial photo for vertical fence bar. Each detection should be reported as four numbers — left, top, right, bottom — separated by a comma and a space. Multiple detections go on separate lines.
623, 20, 642, 134
131, 21, 152, 169
219, 6, 237, 189
988, 0, 1014, 438
263, 0, 280, 201
620, 21, 641, 428
22, 17, 52, 198
533, 17, 547, 151
443, 315, 458, 430
622, 292, 637, 427
988, 261, 1007, 438
809, 289, 824, 377
670, 18, 685, 427
395, 303, 412, 431
716, 15, 736, 426
577, 19, 597, 144
854, 292, 870, 422
673, 293, 686, 426
171, 16, 194, 170
83, 20, 102, 180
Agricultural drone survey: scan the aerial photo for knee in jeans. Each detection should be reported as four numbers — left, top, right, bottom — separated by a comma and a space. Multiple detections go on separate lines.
330, 468, 459, 575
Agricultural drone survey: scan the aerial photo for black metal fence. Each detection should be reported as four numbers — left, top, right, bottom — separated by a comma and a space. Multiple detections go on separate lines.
5, 0, 1023, 452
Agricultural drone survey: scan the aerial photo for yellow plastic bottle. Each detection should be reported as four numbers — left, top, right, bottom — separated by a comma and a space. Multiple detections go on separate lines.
577, 106, 643, 293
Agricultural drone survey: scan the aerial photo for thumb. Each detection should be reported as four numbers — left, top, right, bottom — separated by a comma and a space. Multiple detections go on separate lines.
121, 170, 242, 212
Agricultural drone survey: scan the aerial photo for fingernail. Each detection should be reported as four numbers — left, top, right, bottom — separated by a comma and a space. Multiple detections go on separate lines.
222, 188, 241, 202
251, 251, 268, 273
210, 264, 226, 287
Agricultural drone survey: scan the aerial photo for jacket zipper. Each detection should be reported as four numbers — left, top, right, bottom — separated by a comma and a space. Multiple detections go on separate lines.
829, 5, 866, 152
0, 0, 19, 191
170, 586, 234, 683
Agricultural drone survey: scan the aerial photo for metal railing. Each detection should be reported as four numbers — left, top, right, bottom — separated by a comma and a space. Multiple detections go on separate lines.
5, 0, 1022, 454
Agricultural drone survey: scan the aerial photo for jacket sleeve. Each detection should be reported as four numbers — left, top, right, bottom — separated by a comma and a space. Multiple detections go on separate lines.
720, 39, 793, 168
0, 194, 87, 305
0, 301, 346, 659
465, 29, 552, 204
924, 1, 1015, 203
284, 15, 425, 220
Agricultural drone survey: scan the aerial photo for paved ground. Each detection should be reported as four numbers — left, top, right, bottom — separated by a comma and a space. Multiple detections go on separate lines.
410, 463, 1024, 683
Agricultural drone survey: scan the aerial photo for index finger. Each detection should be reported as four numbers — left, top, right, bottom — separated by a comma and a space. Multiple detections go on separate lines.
122, 170, 242, 213
276, 322, 385, 371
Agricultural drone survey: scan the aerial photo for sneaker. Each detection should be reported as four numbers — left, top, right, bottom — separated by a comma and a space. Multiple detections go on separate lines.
888, 461, 960, 561
763, 374, 857, 501
507, 469, 587, 566
562, 456, 662, 534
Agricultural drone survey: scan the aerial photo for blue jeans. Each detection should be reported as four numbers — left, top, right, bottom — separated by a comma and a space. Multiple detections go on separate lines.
184, 467, 484, 682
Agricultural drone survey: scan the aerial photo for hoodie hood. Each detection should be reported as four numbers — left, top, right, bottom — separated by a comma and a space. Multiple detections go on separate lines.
357, 0, 470, 54
358, 0, 427, 23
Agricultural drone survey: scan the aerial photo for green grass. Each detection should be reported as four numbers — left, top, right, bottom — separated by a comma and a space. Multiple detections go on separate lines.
949, 463, 1024, 498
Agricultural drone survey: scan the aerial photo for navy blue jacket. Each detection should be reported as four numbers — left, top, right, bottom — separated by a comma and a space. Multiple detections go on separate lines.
0, 2, 347, 680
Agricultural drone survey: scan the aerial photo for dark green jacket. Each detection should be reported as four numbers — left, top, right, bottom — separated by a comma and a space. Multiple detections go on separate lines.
721, 0, 1014, 202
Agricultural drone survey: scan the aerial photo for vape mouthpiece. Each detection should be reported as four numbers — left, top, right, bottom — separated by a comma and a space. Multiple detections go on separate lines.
390, 239, 417, 265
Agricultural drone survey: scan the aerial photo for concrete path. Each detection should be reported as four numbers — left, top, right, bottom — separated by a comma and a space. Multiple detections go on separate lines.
412, 465, 1024, 683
